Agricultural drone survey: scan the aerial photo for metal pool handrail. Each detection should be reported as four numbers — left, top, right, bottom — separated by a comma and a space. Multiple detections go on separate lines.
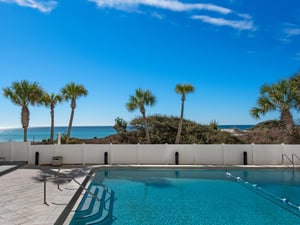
292, 153, 300, 170
55, 168, 102, 202
282, 154, 294, 171
225, 172, 300, 216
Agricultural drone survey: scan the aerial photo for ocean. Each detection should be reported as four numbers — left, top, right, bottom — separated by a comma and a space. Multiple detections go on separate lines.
0, 125, 253, 142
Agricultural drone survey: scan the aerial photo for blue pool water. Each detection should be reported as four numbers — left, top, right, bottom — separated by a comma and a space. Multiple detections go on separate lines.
70, 169, 300, 225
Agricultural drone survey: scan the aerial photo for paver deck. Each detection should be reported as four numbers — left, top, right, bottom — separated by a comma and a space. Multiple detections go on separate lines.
0, 165, 88, 225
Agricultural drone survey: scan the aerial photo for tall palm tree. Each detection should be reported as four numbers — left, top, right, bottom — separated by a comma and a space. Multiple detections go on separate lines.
3, 80, 44, 142
61, 82, 88, 143
250, 79, 297, 135
175, 84, 195, 144
42, 93, 63, 143
126, 88, 156, 144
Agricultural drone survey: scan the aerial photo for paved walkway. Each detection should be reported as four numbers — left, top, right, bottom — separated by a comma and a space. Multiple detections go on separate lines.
0, 165, 88, 225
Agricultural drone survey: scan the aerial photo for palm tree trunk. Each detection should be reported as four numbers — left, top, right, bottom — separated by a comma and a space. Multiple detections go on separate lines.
66, 99, 76, 144
50, 107, 54, 144
142, 113, 150, 144
175, 99, 185, 144
22, 106, 29, 142
24, 127, 28, 142
67, 108, 74, 143
281, 109, 294, 135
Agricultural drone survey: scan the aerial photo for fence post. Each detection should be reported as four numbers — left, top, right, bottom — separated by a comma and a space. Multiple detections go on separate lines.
243, 151, 247, 165
104, 152, 108, 165
175, 152, 179, 165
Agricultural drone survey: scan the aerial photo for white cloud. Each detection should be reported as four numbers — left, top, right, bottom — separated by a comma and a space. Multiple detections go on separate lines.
279, 23, 300, 43
191, 15, 254, 31
0, 0, 57, 13
88, 0, 232, 14
284, 28, 300, 37
151, 11, 164, 20
89, 0, 255, 32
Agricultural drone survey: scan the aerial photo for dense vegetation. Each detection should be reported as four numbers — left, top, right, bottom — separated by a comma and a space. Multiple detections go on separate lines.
72, 115, 242, 144
59, 117, 300, 145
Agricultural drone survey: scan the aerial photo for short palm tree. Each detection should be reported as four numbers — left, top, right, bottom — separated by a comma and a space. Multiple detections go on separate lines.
3, 80, 44, 142
250, 79, 297, 134
126, 88, 156, 144
61, 82, 88, 143
42, 93, 63, 143
175, 84, 195, 144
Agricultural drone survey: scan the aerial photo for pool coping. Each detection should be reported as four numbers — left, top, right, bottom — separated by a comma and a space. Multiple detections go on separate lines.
55, 164, 299, 225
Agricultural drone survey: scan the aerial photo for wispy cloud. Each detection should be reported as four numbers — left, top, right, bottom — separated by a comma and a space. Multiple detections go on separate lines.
283, 28, 300, 37
151, 11, 165, 20
88, 0, 232, 14
0, 0, 57, 13
191, 15, 254, 31
89, 0, 254, 31
293, 53, 300, 61
279, 23, 300, 43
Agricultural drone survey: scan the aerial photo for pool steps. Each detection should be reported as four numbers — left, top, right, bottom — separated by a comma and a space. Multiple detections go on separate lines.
226, 171, 300, 217
70, 184, 115, 225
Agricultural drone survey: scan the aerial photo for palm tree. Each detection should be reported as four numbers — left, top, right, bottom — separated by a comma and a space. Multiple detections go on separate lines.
3, 80, 44, 142
42, 93, 63, 143
61, 82, 88, 143
250, 79, 297, 135
175, 84, 195, 144
126, 88, 156, 144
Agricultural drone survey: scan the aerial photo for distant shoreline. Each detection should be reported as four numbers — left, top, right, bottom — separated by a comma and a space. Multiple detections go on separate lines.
0, 125, 254, 130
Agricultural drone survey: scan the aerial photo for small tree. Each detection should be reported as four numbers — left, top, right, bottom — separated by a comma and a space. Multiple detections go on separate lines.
114, 117, 127, 134
114, 117, 128, 142
126, 88, 156, 144
61, 82, 88, 143
42, 92, 63, 143
175, 84, 195, 144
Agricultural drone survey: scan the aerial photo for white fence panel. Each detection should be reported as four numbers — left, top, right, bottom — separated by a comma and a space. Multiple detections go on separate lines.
31, 145, 55, 165
59, 145, 83, 164
84, 144, 110, 165
223, 144, 253, 165
110, 145, 138, 164
166, 145, 194, 164
253, 145, 282, 165
0, 142, 12, 161
138, 145, 166, 165
7, 142, 30, 162
194, 145, 222, 164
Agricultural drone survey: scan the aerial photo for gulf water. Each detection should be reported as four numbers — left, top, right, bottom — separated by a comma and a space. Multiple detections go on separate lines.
0, 125, 253, 142
0, 126, 116, 142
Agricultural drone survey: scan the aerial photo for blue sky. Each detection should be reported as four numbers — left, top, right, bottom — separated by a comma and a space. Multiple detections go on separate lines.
0, 0, 299, 128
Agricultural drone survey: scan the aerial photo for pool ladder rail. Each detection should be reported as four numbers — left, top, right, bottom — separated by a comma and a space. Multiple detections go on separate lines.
282, 153, 300, 171
52, 168, 115, 225
225, 172, 300, 217
70, 184, 115, 225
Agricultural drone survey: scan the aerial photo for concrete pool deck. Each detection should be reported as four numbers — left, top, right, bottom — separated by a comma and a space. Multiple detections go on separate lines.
0, 164, 298, 225
0, 165, 89, 225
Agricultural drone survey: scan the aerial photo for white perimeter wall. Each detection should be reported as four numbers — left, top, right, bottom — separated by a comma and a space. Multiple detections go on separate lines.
0, 142, 300, 166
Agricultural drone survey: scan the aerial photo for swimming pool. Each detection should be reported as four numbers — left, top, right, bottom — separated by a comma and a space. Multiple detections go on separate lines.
70, 169, 300, 225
